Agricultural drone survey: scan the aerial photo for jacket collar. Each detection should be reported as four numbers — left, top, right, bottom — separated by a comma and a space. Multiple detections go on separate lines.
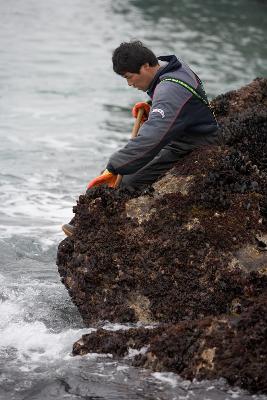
147, 55, 181, 98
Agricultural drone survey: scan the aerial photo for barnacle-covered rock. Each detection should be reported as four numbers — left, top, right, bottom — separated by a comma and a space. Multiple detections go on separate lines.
57, 78, 267, 394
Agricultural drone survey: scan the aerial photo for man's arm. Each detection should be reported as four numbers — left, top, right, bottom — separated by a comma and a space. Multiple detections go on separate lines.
106, 82, 193, 176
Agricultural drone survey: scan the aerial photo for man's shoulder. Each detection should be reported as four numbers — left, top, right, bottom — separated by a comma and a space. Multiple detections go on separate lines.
152, 74, 195, 105
159, 61, 198, 89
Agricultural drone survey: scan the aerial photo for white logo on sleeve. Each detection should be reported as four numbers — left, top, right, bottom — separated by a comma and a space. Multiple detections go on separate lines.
152, 108, 165, 118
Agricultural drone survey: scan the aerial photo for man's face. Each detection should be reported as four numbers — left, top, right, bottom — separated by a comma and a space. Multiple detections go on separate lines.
123, 63, 153, 92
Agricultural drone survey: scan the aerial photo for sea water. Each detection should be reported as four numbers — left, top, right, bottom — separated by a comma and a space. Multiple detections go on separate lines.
0, 0, 267, 399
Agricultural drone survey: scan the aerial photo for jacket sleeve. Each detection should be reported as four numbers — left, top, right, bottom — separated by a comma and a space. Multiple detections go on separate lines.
106, 81, 193, 175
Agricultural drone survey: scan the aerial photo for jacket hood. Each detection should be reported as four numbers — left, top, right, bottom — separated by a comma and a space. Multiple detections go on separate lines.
147, 55, 181, 98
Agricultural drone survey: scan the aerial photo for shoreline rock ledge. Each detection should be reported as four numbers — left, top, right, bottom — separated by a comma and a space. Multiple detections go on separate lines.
57, 78, 267, 394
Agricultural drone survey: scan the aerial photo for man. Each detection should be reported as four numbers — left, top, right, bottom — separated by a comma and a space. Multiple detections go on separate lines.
62, 41, 218, 236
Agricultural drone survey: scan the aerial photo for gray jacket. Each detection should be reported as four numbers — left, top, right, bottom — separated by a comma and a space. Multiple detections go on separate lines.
107, 55, 218, 175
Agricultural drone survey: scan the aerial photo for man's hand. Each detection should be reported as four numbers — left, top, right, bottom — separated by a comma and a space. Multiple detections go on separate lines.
87, 169, 117, 189
132, 102, 151, 123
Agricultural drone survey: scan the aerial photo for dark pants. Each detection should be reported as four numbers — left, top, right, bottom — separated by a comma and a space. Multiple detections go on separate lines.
121, 130, 219, 190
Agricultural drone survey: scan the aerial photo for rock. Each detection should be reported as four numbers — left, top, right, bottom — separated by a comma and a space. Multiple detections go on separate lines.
72, 293, 267, 394
57, 78, 267, 394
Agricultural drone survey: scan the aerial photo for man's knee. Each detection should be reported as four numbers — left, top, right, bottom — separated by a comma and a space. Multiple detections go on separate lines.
120, 174, 142, 190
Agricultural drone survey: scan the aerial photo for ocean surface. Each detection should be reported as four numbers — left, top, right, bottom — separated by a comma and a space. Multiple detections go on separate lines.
0, 0, 266, 399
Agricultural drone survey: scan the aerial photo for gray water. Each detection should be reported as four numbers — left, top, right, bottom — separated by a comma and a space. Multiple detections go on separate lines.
0, 1, 267, 399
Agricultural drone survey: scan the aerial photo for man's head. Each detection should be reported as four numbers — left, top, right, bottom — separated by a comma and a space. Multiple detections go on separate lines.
112, 41, 160, 91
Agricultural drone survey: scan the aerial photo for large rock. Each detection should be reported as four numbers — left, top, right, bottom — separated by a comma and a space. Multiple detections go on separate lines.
57, 78, 267, 394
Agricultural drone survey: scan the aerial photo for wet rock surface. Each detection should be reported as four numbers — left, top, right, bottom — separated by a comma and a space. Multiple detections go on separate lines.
57, 78, 267, 394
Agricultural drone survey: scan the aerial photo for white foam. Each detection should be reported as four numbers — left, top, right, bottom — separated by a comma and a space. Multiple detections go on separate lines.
227, 388, 241, 398
0, 320, 90, 365
0, 169, 81, 241
0, 275, 23, 328
102, 321, 158, 331
0, 273, 91, 370
101, 322, 135, 331
152, 372, 182, 388
126, 346, 149, 359
83, 353, 113, 360
0, 298, 22, 329
152, 372, 179, 387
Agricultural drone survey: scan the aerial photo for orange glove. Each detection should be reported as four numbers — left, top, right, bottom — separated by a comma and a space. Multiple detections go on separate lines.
132, 102, 151, 123
87, 169, 118, 189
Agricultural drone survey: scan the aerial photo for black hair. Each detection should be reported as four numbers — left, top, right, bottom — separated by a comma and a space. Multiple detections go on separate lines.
112, 41, 158, 75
